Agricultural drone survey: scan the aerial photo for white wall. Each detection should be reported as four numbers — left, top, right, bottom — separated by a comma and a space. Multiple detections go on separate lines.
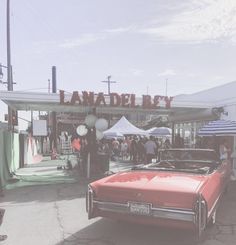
222, 104, 236, 121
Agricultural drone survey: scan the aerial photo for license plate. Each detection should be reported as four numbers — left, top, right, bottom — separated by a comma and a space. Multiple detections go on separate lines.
129, 202, 150, 215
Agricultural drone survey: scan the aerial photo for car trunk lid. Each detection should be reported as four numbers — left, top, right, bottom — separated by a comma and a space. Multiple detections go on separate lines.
93, 171, 208, 209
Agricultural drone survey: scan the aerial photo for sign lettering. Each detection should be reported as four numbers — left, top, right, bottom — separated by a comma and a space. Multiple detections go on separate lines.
60, 90, 173, 109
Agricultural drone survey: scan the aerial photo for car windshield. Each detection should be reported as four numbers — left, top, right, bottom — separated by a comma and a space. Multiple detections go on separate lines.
160, 149, 219, 162
136, 149, 220, 174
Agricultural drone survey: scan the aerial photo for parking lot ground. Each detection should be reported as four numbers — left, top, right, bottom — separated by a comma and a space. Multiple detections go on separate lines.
0, 160, 236, 245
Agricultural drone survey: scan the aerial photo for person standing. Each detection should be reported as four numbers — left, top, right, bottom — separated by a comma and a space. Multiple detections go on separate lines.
112, 138, 120, 159
80, 138, 88, 175
164, 138, 171, 149
144, 136, 157, 164
130, 137, 138, 163
137, 138, 145, 163
219, 139, 231, 160
120, 140, 128, 160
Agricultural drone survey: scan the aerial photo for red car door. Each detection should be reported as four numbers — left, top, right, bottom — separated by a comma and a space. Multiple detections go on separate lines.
200, 159, 230, 220
218, 159, 232, 191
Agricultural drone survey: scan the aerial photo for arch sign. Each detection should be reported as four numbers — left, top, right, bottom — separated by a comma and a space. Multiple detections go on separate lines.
60, 90, 173, 109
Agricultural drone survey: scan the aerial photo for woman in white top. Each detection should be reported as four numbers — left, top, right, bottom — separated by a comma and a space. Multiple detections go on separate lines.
219, 139, 230, 160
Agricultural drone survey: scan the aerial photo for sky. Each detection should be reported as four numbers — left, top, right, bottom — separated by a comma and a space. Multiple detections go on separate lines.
0, 0, 236, 124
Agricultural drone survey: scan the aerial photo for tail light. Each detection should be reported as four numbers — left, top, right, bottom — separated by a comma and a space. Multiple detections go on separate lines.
196, 194, 207, 237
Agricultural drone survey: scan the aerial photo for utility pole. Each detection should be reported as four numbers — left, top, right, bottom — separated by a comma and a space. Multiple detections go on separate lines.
101, 75, 117, 127
51, 66, 57, 150
101, 75, 116, 95
165, 78, 168, 96
7, 0, 13, 131
48, 79, 51, 94
7, 0, 12, 91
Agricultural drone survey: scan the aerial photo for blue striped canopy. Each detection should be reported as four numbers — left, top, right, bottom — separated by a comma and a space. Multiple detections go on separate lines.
198, 120, 236, 136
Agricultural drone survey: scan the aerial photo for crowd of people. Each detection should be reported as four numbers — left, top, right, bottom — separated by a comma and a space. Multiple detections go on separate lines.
96, 134, 234, 164
57, 130, 234, 169
60, 132, 187, 167
96, 136, 174, 164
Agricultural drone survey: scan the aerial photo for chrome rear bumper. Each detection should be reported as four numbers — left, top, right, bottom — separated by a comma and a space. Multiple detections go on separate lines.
93, 200, 196, 222
86, 185, 208, 238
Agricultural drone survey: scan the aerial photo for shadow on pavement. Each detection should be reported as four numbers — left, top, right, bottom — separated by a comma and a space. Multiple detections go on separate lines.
55, 218, 199, 245
54, 181, 236, 245
0, 181, 88, 205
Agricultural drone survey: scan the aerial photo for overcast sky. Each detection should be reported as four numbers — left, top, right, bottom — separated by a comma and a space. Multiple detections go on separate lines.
1, 0, 236, 122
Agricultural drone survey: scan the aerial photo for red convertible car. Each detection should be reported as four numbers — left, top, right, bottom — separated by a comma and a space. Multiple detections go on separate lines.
86, 149, 232, 237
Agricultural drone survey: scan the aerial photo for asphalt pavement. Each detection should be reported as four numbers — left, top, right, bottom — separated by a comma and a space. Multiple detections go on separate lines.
0, 158, 236, 245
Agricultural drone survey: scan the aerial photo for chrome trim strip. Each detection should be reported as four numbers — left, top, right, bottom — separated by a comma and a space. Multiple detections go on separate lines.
201, 199, 207, 229
197, 194, 202, 237
94, 200, 129, 213
87, 185, 94, 219
152, 207, 195, 222
197, 194, 207, 238
208, 194, 220, 218
93, 200, 195, 222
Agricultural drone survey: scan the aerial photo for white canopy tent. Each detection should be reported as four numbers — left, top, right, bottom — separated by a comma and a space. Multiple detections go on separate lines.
103, 131, 124, 139
103, 116, 147, 137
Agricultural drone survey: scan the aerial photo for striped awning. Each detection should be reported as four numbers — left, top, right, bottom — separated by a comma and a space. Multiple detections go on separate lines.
198, 120, 236, 136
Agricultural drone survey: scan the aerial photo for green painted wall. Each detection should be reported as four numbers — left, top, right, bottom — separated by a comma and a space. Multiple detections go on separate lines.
0, 131, 20, 189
